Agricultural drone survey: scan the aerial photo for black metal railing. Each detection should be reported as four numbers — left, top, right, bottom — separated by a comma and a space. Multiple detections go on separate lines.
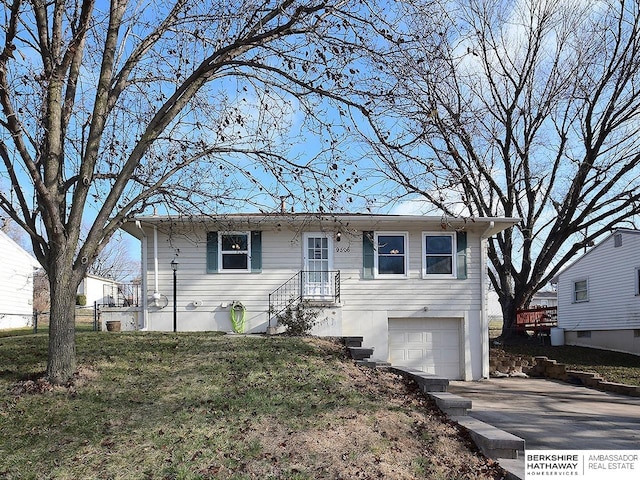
268, 270, 340, 327
102, 283, 141, 307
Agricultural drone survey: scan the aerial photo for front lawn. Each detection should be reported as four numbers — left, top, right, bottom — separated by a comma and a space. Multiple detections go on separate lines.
0, 332, 504, 479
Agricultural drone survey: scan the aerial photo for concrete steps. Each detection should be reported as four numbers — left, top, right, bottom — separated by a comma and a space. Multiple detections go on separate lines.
347, 346, 374, 360
429, 392, 472, 416
337, 335, 524, 478
453, 415, 525, 460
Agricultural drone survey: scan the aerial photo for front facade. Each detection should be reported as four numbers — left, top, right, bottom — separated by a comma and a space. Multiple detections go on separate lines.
0, 230, 39, 329
124, 213, 517, 380
554, 229, 640, 355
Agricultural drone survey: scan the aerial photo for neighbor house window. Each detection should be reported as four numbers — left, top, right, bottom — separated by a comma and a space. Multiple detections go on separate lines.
573, 279, 588, 302
423, 233, 455, 277
636, 268, 640, 296
220, 232, 250, 272
577, 331, 591, 338
614, 233, 623, 247
375, 232, 408, 276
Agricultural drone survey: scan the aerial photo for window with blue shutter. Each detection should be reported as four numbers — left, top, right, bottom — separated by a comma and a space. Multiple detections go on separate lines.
206, 232, 218, 273
251, 231, 262, 272
362, 231, 374, 279
207, 231, 262, 273
456, 231, 467, 280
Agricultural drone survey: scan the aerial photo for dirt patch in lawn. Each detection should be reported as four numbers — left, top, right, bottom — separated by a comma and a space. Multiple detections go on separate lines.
211, 338, 506, 479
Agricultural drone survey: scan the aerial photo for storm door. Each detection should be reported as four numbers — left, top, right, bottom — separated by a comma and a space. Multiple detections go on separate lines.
303, 233, 334, 298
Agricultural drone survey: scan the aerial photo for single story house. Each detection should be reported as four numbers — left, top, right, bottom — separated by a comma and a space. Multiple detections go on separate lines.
0, 230, 39, 329
123, 213, 518, 380
553, 228, 640, 355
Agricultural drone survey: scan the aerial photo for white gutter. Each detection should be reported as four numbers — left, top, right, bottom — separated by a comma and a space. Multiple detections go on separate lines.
135, 221, 149, 330
480, 221, 495, 379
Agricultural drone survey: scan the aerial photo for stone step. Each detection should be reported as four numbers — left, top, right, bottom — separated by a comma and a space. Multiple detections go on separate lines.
356, 359, 392, 369
387, 366, 449, 392
341, 336, 364, 348
428, 392, 472, 416
452, 415, 525, 460
347, 346, 374, 360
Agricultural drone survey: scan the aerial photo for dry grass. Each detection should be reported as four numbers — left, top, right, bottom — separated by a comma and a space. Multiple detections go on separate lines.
0, 332, 506, 479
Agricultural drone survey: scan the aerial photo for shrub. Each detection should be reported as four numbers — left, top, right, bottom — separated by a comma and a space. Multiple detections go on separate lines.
76, 294, 87, 306
276, 301, 320, 336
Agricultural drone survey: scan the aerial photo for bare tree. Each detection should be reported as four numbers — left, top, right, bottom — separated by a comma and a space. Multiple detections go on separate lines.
86, 233, 139, 282
362, 0, 640, 336
0, 0, 386, 382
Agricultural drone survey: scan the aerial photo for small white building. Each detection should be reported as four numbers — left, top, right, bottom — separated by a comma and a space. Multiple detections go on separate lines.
123, 213, 518, 380
77, 274, 120, 308
553, 228, 640, 355
0, 230, 39, 329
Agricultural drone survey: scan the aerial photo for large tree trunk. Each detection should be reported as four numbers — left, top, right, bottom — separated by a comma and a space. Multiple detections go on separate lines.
46, 260, 80, 384
499, 294, 519, 340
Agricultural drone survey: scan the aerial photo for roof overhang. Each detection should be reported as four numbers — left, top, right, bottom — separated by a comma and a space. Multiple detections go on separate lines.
122, 213, 519, 240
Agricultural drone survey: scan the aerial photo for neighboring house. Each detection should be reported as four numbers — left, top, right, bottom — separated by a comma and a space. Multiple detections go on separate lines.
553, 228, 640, 355
0, 230, 39, 329
77, 274, 120, 307
530, 290, 557, 308
486, 289, 557, 323
123, 213, 518, 380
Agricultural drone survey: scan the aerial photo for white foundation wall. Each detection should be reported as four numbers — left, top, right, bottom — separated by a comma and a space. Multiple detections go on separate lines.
564, 329, 640, 356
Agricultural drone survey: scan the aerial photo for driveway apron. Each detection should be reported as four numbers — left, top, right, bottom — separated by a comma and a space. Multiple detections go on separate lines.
448, 377, 640, 451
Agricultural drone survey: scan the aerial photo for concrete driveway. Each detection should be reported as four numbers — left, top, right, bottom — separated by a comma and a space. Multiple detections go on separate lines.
448, 377, 640, 451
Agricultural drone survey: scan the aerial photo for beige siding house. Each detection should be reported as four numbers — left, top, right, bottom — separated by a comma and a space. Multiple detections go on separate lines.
124, 213, 517, 380
554, 229, 640, 355
0, 230, 39, 329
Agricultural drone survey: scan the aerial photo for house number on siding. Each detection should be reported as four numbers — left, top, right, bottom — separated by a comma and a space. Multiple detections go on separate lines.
335, 246, 351, 253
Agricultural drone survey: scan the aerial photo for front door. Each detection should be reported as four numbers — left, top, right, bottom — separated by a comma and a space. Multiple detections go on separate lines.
303, 233, 334, 298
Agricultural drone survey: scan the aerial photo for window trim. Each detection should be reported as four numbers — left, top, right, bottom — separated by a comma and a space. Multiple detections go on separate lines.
218, 231, 251, 273
635, 267, 640, 296
422, 232, 456, 279
573, 278, 589, 303
374, 232, 409, 278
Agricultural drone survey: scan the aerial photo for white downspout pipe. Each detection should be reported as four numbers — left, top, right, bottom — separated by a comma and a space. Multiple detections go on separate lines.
153, 225, 159, 295
135, 221, 149, 330
480, 221, 495, 379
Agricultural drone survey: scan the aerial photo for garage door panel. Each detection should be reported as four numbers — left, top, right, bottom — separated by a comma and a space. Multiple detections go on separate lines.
388, 318, 462, 379
406, 348, 425, 360
406, 332, 424, 343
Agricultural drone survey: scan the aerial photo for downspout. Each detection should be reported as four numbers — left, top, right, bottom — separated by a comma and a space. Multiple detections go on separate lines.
153, 225, 159, 295
135, 221, 149, 330
480, 221, 495, 379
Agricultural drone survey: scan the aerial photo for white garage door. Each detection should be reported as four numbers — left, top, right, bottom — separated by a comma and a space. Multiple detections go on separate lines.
388, 318, 462, 379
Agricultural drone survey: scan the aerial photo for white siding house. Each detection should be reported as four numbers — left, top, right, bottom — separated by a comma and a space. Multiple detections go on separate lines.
123, 213, 518, 380
0, 230, 39, 329
554, 229, 640, 355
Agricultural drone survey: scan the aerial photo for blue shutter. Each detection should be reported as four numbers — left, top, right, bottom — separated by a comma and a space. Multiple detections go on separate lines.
363, 231, 374, 279
207, 232, 218, 273
456, 231, 467, 279
251, 231, 262, 272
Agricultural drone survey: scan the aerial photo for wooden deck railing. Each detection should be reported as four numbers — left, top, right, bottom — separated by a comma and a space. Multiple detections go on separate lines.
515, 306, 558, 335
